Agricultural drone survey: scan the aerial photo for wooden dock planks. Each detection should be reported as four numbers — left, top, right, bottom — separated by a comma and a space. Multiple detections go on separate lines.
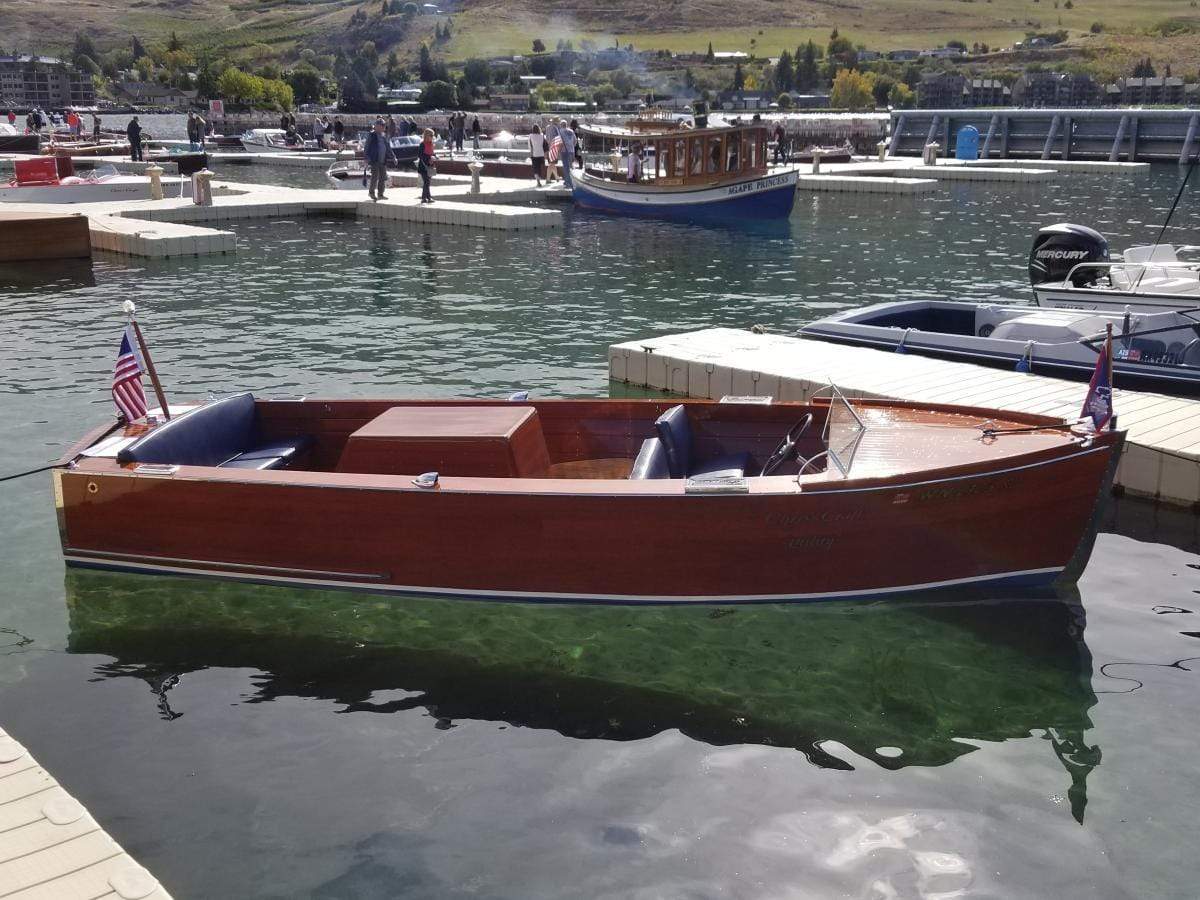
609, 327, 1200, 507
0, 211, 91, 263
0, 727, 171, 900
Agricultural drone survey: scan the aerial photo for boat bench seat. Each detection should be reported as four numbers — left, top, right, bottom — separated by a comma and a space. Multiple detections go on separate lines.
116, 392, 311, 471
629, 405, 751, 480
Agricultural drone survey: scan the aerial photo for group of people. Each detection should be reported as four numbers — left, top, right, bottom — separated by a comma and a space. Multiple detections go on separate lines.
443, 111, 483, 153
185, 111, 208, 151
313, 116, 346, 148
526, 119, 580, 189
362, 117, 437, 203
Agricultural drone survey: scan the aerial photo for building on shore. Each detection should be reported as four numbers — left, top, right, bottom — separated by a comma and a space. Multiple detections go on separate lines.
1106, 76, 1187, 106
1012, 72, 1101, 108
115, 80, 198, 110
0, 55, 95, 108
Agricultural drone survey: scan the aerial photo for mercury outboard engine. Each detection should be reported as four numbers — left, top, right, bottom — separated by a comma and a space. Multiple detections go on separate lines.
1029, 223, 1109, 288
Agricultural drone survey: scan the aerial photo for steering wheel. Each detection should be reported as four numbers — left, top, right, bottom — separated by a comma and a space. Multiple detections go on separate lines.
760, 414, 814, 476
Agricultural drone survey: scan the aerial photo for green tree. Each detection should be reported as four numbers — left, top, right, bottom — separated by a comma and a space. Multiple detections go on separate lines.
72, 32, 98, 67
418, 43, 435, 81
871, 74, 895, 107
288, 65, 323, 104
420, 79, 456, 108
774, 48, 794, 92
776, 91, 793, 108
796, 41, 819, 90
706, 41, 714, 62
131, 36, 147, 59
463, 58, 491, 88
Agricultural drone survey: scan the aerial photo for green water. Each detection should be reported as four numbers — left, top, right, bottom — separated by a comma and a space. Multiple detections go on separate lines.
1, 170, 1200, 898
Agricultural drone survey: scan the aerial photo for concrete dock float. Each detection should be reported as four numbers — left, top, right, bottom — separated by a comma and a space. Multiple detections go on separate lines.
0, 177, 564, 259
797, 174, 938, 195
609, 327, 1200, 508
0, 725, 171, 899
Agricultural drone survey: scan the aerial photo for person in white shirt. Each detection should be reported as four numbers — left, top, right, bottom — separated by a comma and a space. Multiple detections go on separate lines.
528, 124, 546, 186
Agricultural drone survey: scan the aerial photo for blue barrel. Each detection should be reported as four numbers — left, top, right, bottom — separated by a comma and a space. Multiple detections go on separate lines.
955, 125, 980, 161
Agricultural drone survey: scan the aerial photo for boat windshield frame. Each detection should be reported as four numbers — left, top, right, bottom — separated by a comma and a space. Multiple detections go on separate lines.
822, 387, 867, 477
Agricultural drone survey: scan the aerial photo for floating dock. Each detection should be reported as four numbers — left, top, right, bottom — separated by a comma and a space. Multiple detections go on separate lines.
0, 725, 171, 899
609, 327, 1200, 508
0, 211, 91, 262
0, 177, 565, 259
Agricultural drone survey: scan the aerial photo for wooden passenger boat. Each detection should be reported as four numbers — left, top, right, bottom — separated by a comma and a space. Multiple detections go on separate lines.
54, 392, 1122, 603
574, 119, 798, 220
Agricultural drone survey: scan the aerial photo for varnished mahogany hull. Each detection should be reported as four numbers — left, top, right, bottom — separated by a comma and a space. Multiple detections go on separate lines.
56, 423, 1121, 603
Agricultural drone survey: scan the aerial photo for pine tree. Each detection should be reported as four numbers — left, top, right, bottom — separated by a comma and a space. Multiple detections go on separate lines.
132, 36, 146, 59
732, 62, 745, 91
706, 41, 714, 62
775, 48, 794, 92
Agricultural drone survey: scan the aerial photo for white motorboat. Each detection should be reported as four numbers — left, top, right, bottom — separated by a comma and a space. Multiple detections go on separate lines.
0, 163, 192, 204
801, 299, 1200, 394
238, 128, 314, 153
1030, 223, 1200, 312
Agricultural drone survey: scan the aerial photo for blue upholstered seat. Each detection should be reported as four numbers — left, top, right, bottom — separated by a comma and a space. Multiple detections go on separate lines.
648, 405, 750, 480
629, 437, 671, 479
117, 393, 311, 471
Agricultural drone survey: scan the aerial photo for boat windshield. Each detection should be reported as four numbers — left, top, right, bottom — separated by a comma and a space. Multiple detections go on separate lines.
824, 388, 866, 477
85, 165, 119, 182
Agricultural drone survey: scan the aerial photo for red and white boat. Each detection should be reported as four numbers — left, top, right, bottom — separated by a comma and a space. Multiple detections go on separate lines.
53, 391, 1122, 603
0, 158, 191, 204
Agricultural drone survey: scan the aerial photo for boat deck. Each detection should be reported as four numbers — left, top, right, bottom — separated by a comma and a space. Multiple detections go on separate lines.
609, 327, 1200, 507
0, 725, 171, 900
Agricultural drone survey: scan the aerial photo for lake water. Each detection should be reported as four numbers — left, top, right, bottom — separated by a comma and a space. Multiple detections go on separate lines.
1, 164, 1199, 898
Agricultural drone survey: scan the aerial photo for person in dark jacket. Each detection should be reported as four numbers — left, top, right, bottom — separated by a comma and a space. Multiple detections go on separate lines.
363, 118, 395, 201
417, 128, 437, 203
127, 116, 143, 161
470, 115, 481, 151
772, 123, 787, 164
333, 117, 345, 146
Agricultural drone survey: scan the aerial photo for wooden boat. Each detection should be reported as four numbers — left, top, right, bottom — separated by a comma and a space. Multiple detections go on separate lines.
54, 391, 1122, 603
574, 118, 798, 220
1, 158, 191, 204
801, 299, 1200, 394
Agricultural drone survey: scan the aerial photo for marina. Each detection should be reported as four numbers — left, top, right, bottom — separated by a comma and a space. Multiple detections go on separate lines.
2, 111, 1200, 899
0, 724, 170, 900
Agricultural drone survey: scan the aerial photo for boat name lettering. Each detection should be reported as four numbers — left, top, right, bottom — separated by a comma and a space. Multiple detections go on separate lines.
915, 477, 1015, 503
727, 174, 790, 196
786, 535, 835, 551
766, 510, 864, 527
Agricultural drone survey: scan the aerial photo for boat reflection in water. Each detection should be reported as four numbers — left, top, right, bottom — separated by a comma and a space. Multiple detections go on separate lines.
65, 570, 1100, 821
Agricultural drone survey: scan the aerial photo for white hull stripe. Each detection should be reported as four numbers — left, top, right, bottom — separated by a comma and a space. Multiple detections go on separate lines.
64, 555, 1064, 604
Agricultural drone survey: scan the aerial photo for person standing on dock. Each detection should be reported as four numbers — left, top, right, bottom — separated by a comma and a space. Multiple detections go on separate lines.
386, 115, 398, 141
5, 110, 13, 127
773, 123, 786, 165
127, 116, 143, 162
471, 115, 481, 151
364, 118, 394, 201
418, 128, 437, 203
528, 124, 545, 187
333, 117, 345, 147
91, 113, 101, 143
557, 119, 577, 189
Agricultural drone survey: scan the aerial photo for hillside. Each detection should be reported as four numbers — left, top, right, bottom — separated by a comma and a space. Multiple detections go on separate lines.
6, 0, 1200, 72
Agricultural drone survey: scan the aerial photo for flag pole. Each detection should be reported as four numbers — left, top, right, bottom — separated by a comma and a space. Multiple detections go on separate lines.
123, 300, 170, 421
1105, 322, 1115, 431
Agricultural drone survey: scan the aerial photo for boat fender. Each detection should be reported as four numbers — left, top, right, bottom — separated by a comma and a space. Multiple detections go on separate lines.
412, 471, 439, 488
507, 391, 529, 401
978, 324, 995, 338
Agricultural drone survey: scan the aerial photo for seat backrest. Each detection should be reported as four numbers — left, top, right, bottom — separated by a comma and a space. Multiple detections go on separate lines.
629, 437, 671, 479
117, 393, 257, 467
1124, 244, 1178, 264
654, 405, 692, 478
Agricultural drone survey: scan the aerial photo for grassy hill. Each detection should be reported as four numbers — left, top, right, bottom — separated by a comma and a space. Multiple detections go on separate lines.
7, 0, 1200, 75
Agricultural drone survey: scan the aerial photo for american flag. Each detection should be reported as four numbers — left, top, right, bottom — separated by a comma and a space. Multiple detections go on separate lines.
112, 325, 148, 422
547, 134, 564, 163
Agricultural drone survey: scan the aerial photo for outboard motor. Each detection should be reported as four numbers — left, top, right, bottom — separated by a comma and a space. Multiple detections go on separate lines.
1029, 223, 1109, 287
